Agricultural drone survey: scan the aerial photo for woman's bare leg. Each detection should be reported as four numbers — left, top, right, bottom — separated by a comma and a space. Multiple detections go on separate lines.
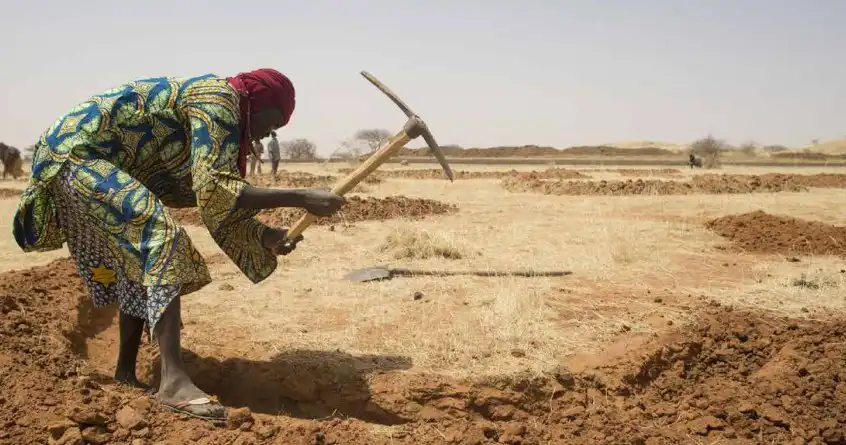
114, 312, 149, 390
154, 295, 225, 418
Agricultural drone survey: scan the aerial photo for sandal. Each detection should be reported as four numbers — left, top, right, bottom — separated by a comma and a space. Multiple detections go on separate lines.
161, 397, 227, 422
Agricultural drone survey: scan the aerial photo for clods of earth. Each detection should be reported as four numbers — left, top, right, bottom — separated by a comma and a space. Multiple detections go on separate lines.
501, 173, 846, 196
706, 211, 846, 258
168, 196, 458, 228
2, 260, 846, 444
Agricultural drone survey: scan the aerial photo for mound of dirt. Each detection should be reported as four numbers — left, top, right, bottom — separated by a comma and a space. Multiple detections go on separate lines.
0, 188, 22, 198
501, 173, 810, 196
560, 146, 676, 156
613, 168, 682, 177
168, 196, 458, 228
398, 145, 676, 158
399, 145, 563, 158
705, 211, 846, 257
510, 168, 592, 180
772, 151, 846, 160
3, 260, 845, 445
784, 173, 846, 188
339, 168, 503, 180
250, 171, 382, 189
337, 167, 590, 180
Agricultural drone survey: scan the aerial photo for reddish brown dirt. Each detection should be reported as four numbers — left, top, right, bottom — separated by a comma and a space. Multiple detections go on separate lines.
501, 173, 816, 196
338, 167, 590, 180
0, 188, 22, 198
706, 211, 846, 257
168, 196, 458, 228
782, 173, 846, 188
3, 260, 846, 444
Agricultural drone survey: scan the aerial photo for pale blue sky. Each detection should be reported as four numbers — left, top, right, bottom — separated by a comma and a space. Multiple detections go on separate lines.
1, 0, 843, 155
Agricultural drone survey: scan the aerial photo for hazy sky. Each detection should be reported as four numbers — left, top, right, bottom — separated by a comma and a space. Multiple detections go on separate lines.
1, 0, 843, 155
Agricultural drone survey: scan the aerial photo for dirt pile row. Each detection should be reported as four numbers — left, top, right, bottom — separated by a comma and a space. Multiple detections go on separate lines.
339, 167, 503, 180
0, 188, 22, 198
2, 260, 845, 445
501, 173, 815, 196
510, 168, 592, 180
169, 196, 458, 228
612, 168, 682, 177
399, 145, 676, 158
399, 145, 563, 158
781, 173, 846, 188
772, 151, 846, 160
706, 211, 846, 257
337, 167, 590, 180
250, 171, 382, 189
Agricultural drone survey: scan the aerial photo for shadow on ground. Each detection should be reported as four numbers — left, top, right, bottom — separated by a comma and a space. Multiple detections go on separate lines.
147, 348, 413, 425
57, 268, 415, 425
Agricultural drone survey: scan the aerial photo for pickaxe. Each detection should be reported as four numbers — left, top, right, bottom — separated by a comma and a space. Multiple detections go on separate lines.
281, 71, 454, 246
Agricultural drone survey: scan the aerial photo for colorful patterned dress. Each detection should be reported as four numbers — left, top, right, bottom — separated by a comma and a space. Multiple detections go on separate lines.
12, 74, 278, 334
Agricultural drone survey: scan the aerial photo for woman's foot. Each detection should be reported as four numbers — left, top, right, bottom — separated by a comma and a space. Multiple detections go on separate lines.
114, 369, 151, 392
153, 293, 225, 421
157, 375, 225, 420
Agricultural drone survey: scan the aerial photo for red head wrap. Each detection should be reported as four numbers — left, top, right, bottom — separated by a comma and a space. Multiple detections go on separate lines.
226, 68, 296, 177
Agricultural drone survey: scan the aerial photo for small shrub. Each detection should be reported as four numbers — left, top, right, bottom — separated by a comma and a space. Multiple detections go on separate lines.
689, 135, 724, 169
739, 142, 758, 157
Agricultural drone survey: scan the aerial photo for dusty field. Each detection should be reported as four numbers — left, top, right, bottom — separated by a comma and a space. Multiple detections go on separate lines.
0, 188, 22, 198
249, 170, 382, 192
338, 167, 590, 180
169, 196, 458, 228
612, 168, 683, 177
1, 162, 846, 444
502, 173, 846, 196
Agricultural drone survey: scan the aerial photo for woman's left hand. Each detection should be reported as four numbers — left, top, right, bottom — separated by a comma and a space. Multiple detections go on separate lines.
261, 227, 304, 255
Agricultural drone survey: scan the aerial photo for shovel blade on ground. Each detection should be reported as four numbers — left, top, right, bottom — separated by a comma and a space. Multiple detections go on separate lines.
343, 266, 394, 282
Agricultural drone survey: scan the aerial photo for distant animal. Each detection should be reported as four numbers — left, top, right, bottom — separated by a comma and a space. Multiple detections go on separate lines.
688, 154, 702, 169
0, 142, 23, 179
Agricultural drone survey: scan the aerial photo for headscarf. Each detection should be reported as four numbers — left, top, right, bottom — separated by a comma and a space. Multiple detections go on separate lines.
226, 68, 296, 177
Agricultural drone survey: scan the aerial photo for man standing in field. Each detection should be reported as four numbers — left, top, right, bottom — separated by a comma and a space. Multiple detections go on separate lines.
268, 131, 281, 177
250, 139, 264, 176
0, 142, 23, 179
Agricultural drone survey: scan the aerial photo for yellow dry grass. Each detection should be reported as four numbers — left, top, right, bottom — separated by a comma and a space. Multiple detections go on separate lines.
378, 227, 470, 260
0, 161, 845, 382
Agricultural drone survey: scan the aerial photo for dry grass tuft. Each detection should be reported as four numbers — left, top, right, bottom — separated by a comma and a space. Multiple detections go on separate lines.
378, 227, 469, 260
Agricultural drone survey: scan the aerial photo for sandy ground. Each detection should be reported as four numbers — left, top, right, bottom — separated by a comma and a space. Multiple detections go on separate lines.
2, 161, 846, 444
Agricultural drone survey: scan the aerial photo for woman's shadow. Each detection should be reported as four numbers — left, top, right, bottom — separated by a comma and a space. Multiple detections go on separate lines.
148, 348, 414, 425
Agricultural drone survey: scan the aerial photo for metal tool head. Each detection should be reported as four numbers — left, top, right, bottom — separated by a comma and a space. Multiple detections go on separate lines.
360, 71, 454, 181
343, 266, 395, 282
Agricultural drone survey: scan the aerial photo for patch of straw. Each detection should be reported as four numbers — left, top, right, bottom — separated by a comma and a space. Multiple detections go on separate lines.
378, 227, 470, 260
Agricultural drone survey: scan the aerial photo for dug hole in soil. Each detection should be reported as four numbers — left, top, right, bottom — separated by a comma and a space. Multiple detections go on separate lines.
169, 196, 458, 228
706, 210, 846, 257
501, 173, 846, 196
2, 260, 846, 444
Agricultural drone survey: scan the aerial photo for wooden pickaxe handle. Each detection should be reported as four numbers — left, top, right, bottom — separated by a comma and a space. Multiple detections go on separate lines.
283, 119, 417, 240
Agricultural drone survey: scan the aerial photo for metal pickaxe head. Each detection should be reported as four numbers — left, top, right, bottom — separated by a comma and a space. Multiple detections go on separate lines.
360, 71, 454, 181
